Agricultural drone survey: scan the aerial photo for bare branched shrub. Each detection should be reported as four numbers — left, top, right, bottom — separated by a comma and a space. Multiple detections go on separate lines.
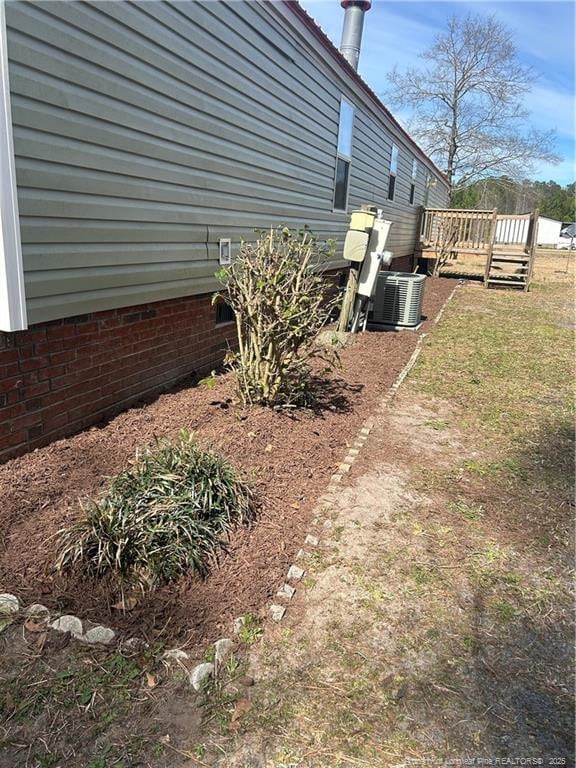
216, 227, 339, 406
432, 218, 459, 276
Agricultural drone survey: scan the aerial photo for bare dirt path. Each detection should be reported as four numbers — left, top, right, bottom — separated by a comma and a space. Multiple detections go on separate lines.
202, 279, 574, 767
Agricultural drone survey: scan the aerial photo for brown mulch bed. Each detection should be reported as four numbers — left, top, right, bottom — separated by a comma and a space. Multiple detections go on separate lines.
0, 278, 457, 646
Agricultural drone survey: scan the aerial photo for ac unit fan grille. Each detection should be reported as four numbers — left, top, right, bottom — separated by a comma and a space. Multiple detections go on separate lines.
370, 272, 426, 327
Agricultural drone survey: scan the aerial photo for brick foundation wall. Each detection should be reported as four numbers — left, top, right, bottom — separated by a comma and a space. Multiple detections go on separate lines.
390, 254, 414, 273
0, 294, 238, 462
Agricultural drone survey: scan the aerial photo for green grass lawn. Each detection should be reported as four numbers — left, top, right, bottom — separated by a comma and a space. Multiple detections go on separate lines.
414, 281, 574, 443
202, 278, 574, 766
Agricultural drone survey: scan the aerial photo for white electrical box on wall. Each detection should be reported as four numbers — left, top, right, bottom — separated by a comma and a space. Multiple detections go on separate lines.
356, 219, 393, 299
369, 218, 392, 254
219, 238, 232, 265
343, 229, 370, 262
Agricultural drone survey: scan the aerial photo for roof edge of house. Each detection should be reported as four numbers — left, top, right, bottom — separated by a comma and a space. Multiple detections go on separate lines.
283, 0, 450, 188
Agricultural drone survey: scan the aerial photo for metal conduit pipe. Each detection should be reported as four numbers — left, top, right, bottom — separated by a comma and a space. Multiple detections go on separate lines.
339, 0, 372, 71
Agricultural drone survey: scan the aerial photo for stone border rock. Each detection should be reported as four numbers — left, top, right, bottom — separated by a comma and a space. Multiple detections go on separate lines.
0, 596, 120, 646
1, 594, 240, 695
0, 592, 21, 633
1, 595, 240, 694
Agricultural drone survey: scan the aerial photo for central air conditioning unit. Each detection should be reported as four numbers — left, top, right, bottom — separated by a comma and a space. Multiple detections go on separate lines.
369, 272, 426, 328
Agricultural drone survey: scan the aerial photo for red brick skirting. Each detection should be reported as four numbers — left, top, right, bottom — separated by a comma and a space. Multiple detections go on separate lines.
390, 254, 414, 273
0, 294, 238, 462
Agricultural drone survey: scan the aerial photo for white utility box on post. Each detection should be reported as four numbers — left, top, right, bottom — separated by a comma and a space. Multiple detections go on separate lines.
349, 214, 393, 332
357, 218, 393, 298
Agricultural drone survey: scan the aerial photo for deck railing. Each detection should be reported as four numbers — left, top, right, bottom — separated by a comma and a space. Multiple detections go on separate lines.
420, 208, 498, 253
420, 208, 539, 256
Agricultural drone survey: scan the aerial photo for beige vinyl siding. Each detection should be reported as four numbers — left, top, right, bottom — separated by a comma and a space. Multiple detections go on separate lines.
6, 0, 448, 324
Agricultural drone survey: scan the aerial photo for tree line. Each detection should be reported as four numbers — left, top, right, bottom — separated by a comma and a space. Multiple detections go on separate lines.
451, 178, 575, 221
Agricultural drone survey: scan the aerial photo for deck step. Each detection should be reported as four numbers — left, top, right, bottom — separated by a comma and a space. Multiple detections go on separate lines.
489, 268, 529, 275
491, 250, 528, 254
490, 255, 529, 263
489, 272, 528, 276
487, 278, 527, 286
490, 263, 529, 269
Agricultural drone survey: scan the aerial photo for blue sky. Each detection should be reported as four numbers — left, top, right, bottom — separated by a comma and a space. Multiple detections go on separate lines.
300, 0, 575, 185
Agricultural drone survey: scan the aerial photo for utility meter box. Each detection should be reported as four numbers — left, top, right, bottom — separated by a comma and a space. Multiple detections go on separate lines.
343, 209, 379, 262
343, 229, 370, 262
356, 219, 393, 298
349, 210, 376, 233
369, 218, 392, 254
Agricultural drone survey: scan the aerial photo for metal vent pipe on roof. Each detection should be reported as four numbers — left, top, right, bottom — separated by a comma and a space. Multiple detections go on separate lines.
339, 0, 371, 71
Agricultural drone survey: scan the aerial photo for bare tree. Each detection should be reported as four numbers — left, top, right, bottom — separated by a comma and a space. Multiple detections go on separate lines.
386, 14, 559, 195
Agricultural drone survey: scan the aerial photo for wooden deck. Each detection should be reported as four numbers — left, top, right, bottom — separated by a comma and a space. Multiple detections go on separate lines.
417, 208, 539, 290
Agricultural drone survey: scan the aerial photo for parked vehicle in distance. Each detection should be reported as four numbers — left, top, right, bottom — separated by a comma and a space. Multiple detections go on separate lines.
557, 223, 575, 250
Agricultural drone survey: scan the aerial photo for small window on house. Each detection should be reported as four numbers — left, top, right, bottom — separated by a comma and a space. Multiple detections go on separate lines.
334, 158, 350, 211
409, 158, 418, 204
387, 144, 399, 201
215, 301, 235, 325
333, 99, 354, 211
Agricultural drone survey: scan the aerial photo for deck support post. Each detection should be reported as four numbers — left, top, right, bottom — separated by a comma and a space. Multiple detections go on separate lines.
483, 209, 498, 287
524, 208, 539, 292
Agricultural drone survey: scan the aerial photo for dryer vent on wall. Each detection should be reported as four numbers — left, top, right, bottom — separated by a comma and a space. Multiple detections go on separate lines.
370, 272, 426, 328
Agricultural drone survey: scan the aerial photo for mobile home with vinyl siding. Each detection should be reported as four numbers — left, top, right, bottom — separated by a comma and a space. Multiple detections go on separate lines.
0, 0, 448, 460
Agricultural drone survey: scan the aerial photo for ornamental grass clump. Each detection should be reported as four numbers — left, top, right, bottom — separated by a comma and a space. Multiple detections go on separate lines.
56, 431, 255, 591
216, 226, 339, 407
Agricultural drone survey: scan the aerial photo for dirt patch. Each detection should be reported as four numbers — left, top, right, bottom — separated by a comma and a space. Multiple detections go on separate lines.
0, 278, 457, 647
0, 618, 201, 768
206, 392, 573, 766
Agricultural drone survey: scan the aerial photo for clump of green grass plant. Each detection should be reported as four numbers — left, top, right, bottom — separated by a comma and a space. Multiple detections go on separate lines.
237, 614, 263, 645
448, 499, 484, 521
56, 430, 256, 590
